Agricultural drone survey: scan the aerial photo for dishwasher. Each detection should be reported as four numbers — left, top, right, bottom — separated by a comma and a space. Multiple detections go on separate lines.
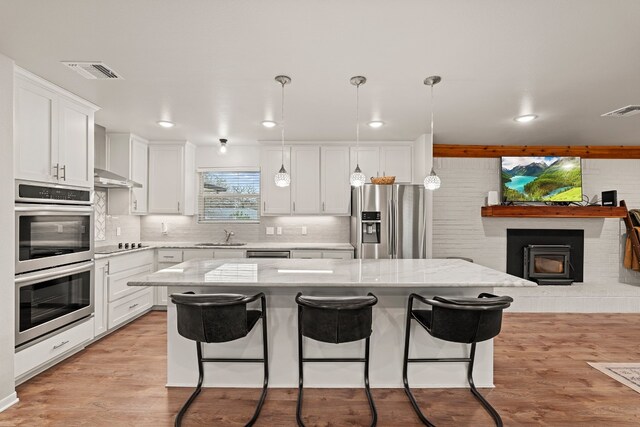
246, 250, 291, 259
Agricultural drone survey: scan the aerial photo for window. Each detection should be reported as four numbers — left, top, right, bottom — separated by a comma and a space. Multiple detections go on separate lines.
197, 169, 260, 223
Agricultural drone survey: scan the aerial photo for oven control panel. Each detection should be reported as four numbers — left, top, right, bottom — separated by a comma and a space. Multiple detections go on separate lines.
18, 183, 91, 203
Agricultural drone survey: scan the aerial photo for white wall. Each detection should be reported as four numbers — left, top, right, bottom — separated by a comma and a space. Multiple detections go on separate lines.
0, 53, 17, 411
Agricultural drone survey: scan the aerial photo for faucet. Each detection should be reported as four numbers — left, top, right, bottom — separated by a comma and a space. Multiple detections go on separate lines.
224, 229, 235, 243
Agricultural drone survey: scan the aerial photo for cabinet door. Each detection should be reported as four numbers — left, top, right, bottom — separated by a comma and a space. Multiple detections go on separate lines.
213, 250, 245, 259
58, 97, 93, 188
94, 260, 109, 338
148, 145, 184, 213
14, 77, 58, 183
291, 146, 320, 214
381, 145, 413, 183
321, 146, 351, 215
322, 250, 354, 259
130, 137, 148, 213
350, 147, 380, 181
183, 249, 215, 261
261, 146, 291, 215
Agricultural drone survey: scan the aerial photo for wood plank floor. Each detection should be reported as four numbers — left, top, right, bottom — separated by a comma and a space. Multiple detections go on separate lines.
1, 311, 639, 426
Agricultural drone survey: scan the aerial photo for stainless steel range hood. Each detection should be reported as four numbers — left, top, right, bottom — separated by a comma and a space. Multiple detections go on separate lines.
94, 168, 142, 188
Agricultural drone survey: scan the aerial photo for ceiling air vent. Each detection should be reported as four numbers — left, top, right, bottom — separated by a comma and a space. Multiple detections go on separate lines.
601, 105, 640, 117
61, 61, 123, 79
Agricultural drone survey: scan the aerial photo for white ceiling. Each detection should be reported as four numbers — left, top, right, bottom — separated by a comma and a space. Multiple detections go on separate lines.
1, 0, 639, 146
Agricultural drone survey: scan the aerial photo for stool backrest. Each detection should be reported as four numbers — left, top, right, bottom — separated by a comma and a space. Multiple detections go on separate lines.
295, 293, 378, 344
427, 293, 513, 344
170, 293, 257, 343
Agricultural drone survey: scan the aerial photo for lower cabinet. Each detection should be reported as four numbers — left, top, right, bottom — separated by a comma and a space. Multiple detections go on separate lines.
291, 250, 354, 259
107, 288, 154, 330
94, 259, 109, 338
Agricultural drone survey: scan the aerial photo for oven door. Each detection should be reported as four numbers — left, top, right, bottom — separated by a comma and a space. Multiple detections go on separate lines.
15, 204, 94, 274
15, 261, 94, 347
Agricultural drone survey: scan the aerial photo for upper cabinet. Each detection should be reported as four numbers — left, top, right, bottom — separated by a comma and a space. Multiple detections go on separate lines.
261, 146, 291, 215
321, 146, 351, 215
147, 142, 195, 215
291, 146, 320, 214
350, 145, 413, 183
14, 68, 98, 188
106, 133, 149, 215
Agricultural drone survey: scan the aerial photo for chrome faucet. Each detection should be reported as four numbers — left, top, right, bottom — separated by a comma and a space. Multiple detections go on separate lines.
224, 229, 235, 243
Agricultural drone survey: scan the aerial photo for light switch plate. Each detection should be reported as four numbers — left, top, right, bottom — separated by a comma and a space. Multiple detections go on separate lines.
301, 226, 307, 235
276, 227, 282, 235
266, 227, 274, 235
116, 227, 121, 236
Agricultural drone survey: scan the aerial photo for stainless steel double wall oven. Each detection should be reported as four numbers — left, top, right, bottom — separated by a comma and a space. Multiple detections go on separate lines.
15, 180, 95, 347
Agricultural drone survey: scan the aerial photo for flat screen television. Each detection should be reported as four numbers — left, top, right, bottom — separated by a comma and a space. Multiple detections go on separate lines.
501, 156, 583, 202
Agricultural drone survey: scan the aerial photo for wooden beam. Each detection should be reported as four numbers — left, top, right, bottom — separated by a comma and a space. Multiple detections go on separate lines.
434, 144, 640, 159
481, 205, 627, 218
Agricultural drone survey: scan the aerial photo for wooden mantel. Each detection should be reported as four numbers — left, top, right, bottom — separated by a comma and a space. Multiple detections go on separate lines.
434, 144, 640, 159
481, 205, 627, 218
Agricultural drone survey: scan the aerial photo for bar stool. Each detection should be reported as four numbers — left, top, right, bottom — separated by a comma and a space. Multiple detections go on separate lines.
170, 292, 269, 427
295, 292, 379, 427
402, 292, 513, 427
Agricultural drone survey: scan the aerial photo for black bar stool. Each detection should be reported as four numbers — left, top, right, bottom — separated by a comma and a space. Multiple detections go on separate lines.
402, 292, 513, 427
295, 292, 379, 427
170, 292, 269, 427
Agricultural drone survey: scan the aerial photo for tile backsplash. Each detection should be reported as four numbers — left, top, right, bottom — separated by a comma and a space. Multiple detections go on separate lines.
140, 215, 350, 243
94, 190, 141, 246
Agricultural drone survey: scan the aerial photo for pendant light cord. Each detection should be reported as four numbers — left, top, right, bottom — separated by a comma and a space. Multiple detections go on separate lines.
281, 80, 285, 166
430, 82, 435, 174
356, 81, 360, 166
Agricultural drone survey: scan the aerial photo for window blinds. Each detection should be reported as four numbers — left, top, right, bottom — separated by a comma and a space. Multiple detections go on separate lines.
197, 170, 260, 223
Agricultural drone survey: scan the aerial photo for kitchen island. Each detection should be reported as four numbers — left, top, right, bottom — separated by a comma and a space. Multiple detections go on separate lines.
129, 258, 535, 388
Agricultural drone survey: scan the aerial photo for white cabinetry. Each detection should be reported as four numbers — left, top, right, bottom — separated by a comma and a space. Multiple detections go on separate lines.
107, 134, 149, 215
94, 259, 109, 338
148, 142, 196, 215
321, 146, 351, 215
291, 250, 354, 259
261, 146, 291, 215
14, 68, 98, 188
291, 146, 320, 214
350, 145, 413, 183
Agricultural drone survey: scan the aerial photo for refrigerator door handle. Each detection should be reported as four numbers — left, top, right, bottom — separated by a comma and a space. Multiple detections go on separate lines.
388, 198, 394, 257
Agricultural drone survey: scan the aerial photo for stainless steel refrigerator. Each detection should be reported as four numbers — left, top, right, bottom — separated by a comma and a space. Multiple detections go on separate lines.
350, 184, 428, 259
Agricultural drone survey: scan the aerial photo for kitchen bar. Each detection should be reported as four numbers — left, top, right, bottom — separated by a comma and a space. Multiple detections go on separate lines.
129, 258, 535, 388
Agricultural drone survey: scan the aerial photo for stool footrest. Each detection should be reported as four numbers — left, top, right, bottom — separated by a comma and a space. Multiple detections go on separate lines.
302, 357, 366, 363
407, 357, 471, 363
201, 357, 265, 363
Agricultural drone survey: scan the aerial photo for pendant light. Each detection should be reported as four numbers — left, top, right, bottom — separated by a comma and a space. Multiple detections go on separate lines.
350, 76, 367, 187
423, 75, 442, 191
219, 138, 227, 154
274, 75, 292, 188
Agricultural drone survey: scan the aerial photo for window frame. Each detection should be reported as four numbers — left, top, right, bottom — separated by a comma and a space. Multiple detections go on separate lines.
196, 167, 261, 224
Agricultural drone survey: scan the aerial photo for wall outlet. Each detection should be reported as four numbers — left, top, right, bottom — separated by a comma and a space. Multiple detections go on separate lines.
116, 227, 121, 236
301, 226, 307, 235
57, 224, 64, 233
276, 226, 282, 235
161, 223, 169, 235
266, 226, 274, 235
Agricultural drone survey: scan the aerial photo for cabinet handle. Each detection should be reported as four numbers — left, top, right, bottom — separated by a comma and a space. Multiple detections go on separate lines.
263, 201, 266, 211
129, 303, 139, 310
53, 340, 70, 350
383, 170, 386, 176
61, 165, 66, 181
177, 202, 180, 212
322, 201, 325, 211
133, 200, 138, 210
53, 163, 59, 179
293, 201, 296, 212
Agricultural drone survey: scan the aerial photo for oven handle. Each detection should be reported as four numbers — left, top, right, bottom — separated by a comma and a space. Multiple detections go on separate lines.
15, 261, 94, 285
15, 204, 94, 213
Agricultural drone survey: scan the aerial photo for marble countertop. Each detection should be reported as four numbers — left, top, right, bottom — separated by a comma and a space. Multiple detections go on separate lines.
95, 242, 354, 259
128, 258, 536, 288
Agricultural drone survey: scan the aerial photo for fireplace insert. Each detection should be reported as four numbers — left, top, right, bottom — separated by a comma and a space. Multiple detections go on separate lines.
524, 245, 573, 285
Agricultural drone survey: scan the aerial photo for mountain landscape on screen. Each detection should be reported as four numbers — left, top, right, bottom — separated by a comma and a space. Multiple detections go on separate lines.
501, 156, 583, 202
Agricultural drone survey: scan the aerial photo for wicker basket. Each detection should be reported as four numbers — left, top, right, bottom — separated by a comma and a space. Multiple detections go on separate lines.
370, 176, 396, 185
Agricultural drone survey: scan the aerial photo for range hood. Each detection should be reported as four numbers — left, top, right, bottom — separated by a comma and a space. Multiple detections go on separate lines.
94, 168, 142, 188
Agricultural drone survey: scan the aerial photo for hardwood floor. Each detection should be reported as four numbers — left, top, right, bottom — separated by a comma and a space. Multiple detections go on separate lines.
1, 311, 639, 426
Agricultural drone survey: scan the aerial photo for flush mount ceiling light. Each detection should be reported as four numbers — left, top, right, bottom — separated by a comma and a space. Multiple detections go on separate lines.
219, 138, 228, 154
273, 75, 292, 188
368, 121, 384, 128
349, 76, 367, 187
261, 120, 277, 128
514, 114, 538, 123
157, 120, 175, 128
423, 76, 442, 191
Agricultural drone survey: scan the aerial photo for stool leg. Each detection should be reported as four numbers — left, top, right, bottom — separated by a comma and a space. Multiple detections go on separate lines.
296, 306, 306, 427
364, 336, 378, 427
467, 342, 503, 427
175, 341, 204, 427
402, 302, 436, 427
246, 301, 270, 427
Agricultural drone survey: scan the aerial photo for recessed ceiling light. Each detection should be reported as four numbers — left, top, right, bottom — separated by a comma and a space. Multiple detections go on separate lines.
262, 120, 277, 128
368, 121, 384, 128
514, 114, 538, 123
157, 120, 175, 128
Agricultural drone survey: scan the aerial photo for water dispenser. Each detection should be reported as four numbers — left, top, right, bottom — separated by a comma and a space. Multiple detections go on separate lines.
361, 211, 381, 244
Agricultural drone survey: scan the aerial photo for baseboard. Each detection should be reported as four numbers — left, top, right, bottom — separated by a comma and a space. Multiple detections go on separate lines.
0, 392, 18, 413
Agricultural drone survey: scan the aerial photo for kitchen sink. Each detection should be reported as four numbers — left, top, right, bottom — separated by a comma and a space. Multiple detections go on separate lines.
195, 242, 247, 247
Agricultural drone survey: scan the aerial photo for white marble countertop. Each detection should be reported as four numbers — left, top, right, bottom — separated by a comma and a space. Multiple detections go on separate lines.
128, 258, 536, 288
94, 242, 354, 259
